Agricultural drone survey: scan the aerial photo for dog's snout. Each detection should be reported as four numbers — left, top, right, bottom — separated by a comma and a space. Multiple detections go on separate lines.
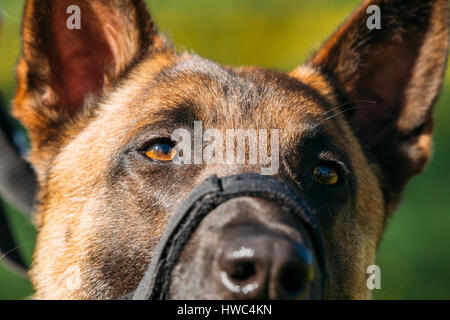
170, 196, 321, 299
217, 232, 314, 299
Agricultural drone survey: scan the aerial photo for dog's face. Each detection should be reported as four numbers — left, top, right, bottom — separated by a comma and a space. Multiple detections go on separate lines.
13, 0, 448, 299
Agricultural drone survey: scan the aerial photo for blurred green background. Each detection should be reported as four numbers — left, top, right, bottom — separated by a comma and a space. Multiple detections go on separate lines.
0, 0, 449, 300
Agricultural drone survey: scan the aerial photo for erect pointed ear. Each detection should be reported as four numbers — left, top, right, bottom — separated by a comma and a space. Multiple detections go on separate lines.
293, 0, 449, 208
13, 0, 167, 150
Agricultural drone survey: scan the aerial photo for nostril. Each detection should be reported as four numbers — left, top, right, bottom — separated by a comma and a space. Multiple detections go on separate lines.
229, 260, 256, 281
278, 263, 311, 299
218, 248, 265, 298
220, 246, 259, 283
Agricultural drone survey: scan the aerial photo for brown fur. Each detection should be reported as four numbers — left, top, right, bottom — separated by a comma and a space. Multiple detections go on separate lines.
12, 0, 448, 299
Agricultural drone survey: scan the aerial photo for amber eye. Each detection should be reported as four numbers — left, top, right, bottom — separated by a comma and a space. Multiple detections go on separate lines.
145, 142, 176, 162
312, 165, 339, 185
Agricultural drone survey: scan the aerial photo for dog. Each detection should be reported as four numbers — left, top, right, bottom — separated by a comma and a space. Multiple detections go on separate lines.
12, 0, 449, 299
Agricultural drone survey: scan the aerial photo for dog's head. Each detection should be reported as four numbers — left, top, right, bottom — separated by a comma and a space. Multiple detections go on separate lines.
13, 0, 448, 299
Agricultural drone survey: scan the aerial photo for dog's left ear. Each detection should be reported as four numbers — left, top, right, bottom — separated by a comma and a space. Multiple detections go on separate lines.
13, 0, 166, 152
293, 0, 449, 209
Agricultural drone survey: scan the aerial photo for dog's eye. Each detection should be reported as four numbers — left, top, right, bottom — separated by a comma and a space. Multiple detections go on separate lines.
145, 142, 176, 162
312, 165, 339, 185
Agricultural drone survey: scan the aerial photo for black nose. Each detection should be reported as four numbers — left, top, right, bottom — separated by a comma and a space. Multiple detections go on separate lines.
217, 232, 314, 299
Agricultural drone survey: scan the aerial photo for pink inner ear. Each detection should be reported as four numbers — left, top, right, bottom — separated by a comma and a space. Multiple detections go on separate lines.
50, 1, 114, 114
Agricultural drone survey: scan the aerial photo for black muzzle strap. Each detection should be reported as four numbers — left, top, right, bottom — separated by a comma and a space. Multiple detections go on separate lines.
130, 174, 326, 300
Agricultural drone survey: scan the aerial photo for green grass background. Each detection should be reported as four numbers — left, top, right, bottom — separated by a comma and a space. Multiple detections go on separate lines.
0, 0, 449, 299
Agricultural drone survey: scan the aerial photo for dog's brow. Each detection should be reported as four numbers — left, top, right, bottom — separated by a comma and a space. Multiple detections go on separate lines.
151, 104, 199, 128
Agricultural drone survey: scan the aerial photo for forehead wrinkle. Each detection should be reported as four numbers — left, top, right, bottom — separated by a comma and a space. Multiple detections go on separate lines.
159, 57, 330, 128
164, 56, 270, 120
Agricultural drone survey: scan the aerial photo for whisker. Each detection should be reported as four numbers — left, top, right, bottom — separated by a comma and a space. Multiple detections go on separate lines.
318, 99, 376, 120
319, 100, 376, 124
318, 104, 375, 125
0, 243, 29, 262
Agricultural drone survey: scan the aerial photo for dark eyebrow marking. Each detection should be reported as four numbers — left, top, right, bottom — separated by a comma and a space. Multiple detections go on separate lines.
151, 102, 200, 128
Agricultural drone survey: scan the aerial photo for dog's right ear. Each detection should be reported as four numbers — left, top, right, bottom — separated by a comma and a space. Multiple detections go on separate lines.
292, 0, 448, 212
13, 0, 166, 155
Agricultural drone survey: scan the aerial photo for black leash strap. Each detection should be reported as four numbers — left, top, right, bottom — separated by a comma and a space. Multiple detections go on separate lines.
0, 129, 36, 217
131, 174, 326, 300
0, 98, 37, 277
